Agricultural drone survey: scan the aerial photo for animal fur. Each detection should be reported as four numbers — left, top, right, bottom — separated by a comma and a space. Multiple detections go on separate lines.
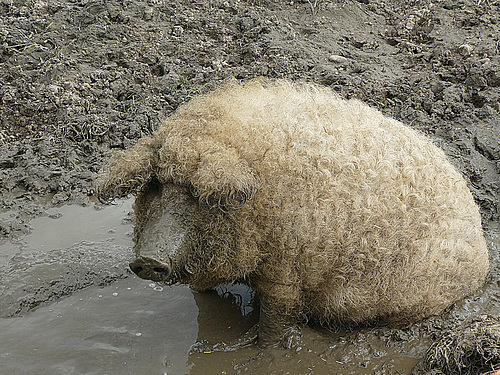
97, 78, 489, 330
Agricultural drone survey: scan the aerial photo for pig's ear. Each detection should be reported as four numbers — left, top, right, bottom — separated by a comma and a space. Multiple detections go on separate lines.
95, 137, 159, 202
191, 147, 260, 211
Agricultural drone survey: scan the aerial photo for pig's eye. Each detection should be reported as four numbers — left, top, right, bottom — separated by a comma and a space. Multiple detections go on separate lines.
142, 178, 162, 196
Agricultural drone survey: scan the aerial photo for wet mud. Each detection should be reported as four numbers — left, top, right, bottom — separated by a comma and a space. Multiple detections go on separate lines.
1, 0, 499, 374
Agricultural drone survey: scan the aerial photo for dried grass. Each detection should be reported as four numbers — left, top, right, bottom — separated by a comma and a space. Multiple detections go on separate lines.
418, 315, 500, 375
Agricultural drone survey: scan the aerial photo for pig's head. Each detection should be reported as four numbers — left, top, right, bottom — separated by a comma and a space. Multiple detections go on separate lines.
129, 180, 197, 283
95, 133, 260, 287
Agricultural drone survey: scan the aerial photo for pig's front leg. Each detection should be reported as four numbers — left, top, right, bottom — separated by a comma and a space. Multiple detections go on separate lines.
258, 295, 302, 349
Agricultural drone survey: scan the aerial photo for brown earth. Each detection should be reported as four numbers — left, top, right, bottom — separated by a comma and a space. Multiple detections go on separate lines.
0, 0, 499, 373
1, 0, 499, 231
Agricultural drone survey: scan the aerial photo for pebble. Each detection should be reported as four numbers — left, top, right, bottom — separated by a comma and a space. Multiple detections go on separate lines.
458, 44, 473, 56
328, 54, 349, 64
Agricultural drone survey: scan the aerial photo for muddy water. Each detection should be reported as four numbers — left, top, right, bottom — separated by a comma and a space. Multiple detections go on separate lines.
0, 202, 499, 375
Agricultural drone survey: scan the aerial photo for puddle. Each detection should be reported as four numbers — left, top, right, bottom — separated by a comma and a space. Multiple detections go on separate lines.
24, 202, 133, 250
0, 200, 498, 374
0, 278, 198, 375
0, 199, 135, 317
1, 199, 134, 256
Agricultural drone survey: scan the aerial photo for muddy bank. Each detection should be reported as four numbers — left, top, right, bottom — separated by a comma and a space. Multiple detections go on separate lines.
1, 0, 499, 226
0, 0, 499, 374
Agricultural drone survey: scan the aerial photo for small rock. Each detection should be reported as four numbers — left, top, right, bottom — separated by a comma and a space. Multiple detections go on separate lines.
172, 25, 184, 37
458, 44, 473, 57
143, 7, 153, 21
328, 55, 349, 64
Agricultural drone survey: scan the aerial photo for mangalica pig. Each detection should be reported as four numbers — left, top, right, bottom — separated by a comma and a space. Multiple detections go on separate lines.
96, 78, 490, 347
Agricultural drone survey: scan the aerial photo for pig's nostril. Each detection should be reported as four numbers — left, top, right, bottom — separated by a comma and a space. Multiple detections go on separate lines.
129, 257, 171, 281
131, 265, 143, 274
153, 267, 170, 276
129, 259, 145, 276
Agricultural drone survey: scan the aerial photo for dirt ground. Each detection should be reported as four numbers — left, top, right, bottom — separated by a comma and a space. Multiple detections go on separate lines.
0, 0, 499, 373
1, 0, 499, 233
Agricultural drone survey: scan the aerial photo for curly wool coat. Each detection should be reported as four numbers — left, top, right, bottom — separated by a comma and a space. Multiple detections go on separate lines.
97, 78, 489, 329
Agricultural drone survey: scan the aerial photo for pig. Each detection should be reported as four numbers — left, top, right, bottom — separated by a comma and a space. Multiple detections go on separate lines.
96, 78, 490, 347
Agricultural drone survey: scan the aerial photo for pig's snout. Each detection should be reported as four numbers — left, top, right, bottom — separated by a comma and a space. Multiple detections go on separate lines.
129, 257, 172, 282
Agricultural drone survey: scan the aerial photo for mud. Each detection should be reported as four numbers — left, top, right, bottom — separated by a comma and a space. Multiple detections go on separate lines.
0, 199, 133, 317
0, 0, 499, 374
